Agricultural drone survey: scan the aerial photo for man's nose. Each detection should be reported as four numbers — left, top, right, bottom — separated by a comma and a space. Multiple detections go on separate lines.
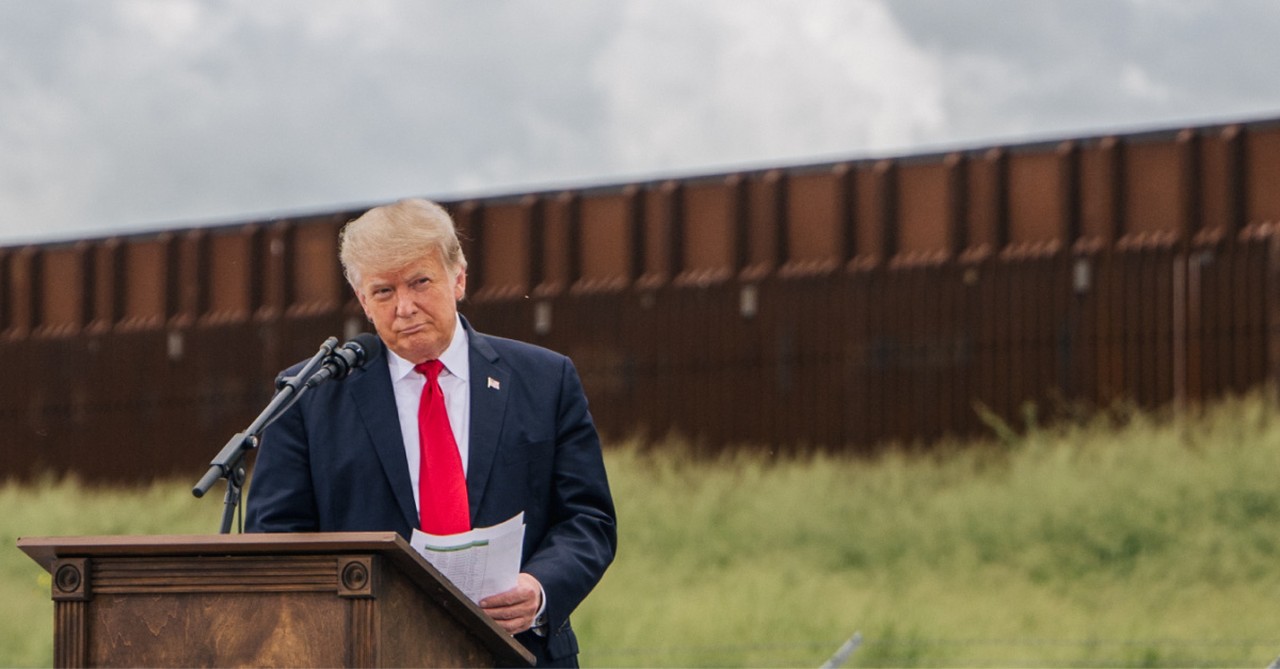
395, 291, 418, 315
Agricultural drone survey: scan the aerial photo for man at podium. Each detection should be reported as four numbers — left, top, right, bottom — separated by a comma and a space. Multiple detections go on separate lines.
245, 198, 618, 667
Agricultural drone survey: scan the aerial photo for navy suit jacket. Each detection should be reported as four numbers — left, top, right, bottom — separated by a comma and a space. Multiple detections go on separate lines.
245, 318, 617, 666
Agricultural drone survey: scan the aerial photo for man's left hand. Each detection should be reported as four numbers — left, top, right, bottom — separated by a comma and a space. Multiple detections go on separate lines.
479, 572, 543, 634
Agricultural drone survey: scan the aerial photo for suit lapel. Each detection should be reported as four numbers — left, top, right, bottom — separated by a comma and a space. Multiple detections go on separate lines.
465, 323, 509, 519
346, 346, 419, 530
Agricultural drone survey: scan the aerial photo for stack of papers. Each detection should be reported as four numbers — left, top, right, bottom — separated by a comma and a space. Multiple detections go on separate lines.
409, 512, 525, 604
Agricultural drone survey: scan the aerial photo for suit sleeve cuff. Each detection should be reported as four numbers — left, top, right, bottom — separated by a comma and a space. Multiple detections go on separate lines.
531, 584, 548, 636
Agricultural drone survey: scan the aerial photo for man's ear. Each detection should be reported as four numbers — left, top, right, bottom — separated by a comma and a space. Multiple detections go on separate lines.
453, 267, 467, 301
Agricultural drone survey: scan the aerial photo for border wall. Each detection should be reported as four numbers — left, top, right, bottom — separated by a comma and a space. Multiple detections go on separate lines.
3, 119, 1280, 482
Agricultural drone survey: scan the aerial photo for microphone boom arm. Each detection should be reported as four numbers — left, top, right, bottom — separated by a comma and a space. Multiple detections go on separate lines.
191, 336, 338, 533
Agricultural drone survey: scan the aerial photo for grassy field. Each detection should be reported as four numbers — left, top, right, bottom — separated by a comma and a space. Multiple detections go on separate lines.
5, 393, 1280, 667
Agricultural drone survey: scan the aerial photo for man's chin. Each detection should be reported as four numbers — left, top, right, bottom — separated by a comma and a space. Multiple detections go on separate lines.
387, 333, 446, 363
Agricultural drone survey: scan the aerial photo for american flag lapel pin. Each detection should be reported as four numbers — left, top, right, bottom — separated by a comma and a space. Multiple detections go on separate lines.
487, 376, 501, 390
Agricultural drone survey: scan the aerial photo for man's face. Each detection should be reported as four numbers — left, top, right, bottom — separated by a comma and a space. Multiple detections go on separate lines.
355, 249, 466, 364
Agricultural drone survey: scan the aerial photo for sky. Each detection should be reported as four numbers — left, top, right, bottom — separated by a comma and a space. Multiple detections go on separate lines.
3, 0, 1280, 245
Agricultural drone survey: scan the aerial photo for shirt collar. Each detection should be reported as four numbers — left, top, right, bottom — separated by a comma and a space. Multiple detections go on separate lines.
385, 317, 470, 382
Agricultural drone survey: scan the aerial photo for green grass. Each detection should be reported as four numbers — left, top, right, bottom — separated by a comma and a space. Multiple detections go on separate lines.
6, 393, 1280, 667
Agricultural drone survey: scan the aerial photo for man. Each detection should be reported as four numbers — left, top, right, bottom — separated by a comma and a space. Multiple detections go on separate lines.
245, 198, 617, 667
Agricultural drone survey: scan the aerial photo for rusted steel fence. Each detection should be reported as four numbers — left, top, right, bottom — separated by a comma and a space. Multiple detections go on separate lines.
3, 119, 1280, 482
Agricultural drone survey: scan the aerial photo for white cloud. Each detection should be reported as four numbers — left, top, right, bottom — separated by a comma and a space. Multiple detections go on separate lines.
2, 0, 1280, 244
594, 0, 945, 172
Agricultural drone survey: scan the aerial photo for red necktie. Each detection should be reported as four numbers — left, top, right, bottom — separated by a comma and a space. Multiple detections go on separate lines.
415, 360, 470, 534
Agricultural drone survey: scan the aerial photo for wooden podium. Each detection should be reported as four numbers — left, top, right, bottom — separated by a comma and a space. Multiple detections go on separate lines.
18, 533, 534, 668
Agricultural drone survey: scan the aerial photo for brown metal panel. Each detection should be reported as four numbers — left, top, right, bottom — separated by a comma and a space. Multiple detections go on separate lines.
1239, 237, 1267, 392
1027, 254, 1052, 407
88, 240, 124, 331
1097, 252, 1124, 404
1205, 242, 1231, 395
531, 194, 551, 290
452, 201, 482, 291
863, 267, 887, 443
536, 193, 572, 295
836, 270, 860, 447
37, 243, 87, 336
648, 284, 679, 442
1058, 142, 1083, 247
4, 247, 38, 337
120, 237, 169, 329
835, 163, 859, 265
1245, 125, 1280, 225
967, 258, 995, 432
860, 266, 886, 444
1123, 140, 1182, 238
288, 218, 343, 313
638, 184, 676, 285
854, 166, 885, 264
933, 261, 959, 438
1197, 130, 1234, 239
954, 261, 982, 437
1079, 139, 1121, 246
920, 263, 944, 442
679, 179, 736, 282
712, 282, 748, 449
788, 274, 836, 448
1126, 247, 1151, 406
1049, 251, 1073, 404
945, 154, 970, 257
1034, 253, 1059, 406
890, 267, 919, 443
0, 248, 9, 333
1184, 244, 1206, 404
1154, 245, 1175, 405
1267, 232, 1280, 398
744, 172, 783, 274
785, 171, 842, 270
1175, 130, 1202, 245
1007, 150, 1063, 246
205, 227, 258, 323
618, 288, 649, 441
1064, 252, 1093, 402
965, 150, 1002, 255
820, 273, 846, 447
1200, 243, 1228, 397
578, 191, 632, 290
259, 222, 289, 319
896, 161, 950, 257
992, 256, 1015, 426
1006, 255, 1028, 421
720, 280, 760, 446
1138, 246, 1159, 406
556, 293, 624, 442
876, 161, 900, 261
1225, 241, 1248, 393
688, 287, 719, 451
472, 201, 532, 300
172, 231, 208, 325
1050, 251, 1072, 402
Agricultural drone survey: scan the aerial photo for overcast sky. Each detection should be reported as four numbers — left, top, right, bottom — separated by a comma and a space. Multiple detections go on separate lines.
3, 0, 1280, 245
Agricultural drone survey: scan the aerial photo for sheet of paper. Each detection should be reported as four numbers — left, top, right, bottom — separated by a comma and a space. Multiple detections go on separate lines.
410, 512, 525, 603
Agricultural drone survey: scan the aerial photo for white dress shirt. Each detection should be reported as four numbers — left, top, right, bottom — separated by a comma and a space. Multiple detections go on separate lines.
386, 317, 471, 515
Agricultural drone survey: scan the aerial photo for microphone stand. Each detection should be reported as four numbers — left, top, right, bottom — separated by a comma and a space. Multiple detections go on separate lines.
192, 337, 338, 533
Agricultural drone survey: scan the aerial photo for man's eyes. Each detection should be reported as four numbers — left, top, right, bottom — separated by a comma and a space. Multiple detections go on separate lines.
370, 278, 430, 299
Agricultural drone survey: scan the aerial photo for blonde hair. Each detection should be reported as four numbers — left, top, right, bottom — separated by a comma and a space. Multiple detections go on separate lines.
339, 198, 467, 291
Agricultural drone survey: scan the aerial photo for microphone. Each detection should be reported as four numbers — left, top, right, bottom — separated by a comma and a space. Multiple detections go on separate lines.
304, 332, 381, 388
